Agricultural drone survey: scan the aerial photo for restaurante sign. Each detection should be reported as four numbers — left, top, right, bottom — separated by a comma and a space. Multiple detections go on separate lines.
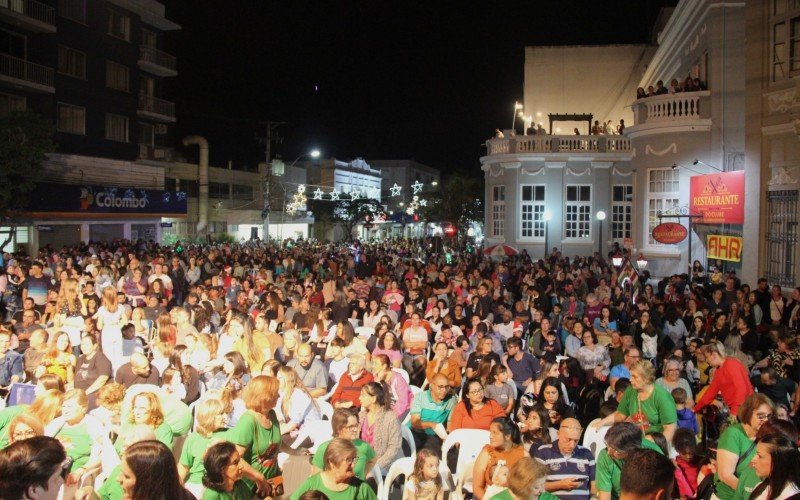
689, 170, 745, 224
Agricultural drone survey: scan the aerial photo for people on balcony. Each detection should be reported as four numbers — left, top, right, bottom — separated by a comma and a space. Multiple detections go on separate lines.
637, 76, 708, 100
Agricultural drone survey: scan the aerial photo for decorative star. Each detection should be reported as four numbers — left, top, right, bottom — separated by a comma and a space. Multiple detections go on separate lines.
351, 190, 359, 201
419, 199, 428, 207
406, 208, 414, 215
313, 188, 323, 200
411, 180, 424, 194
330, 190, 340, 201
297, 184, 306, 193
413, 195, 419, 202
390, 184, 402, 197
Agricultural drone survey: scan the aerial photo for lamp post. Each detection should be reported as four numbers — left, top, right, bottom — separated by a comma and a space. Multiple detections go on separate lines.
596, 210, 606, 256
512, 101, 523, 132
265, 149, 320, 242
543, 210, 552, 259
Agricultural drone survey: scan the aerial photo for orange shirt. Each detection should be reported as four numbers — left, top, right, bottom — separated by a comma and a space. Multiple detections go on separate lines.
447, 399, 506, 432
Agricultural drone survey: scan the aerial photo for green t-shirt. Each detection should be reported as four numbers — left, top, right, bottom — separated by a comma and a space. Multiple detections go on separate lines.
115, 421, 174, 453
201, 480, 252, 500
54, 421, 93, 470
596, 438, 664, 499
715, 423, 756, 500
490, 491, 560, 500
98, 466, 123, 500
616, 385, 677, 433
0, 404, 27, 450
290, 473, 377, 500
312, 439, 376, 480
227, 410, 281, 487
179, 429, 230, 484
734, 466, 761, 500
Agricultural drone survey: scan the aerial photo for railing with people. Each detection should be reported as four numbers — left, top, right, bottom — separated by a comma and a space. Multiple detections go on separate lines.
631, 90, 711, 126
486, 134, 631, 156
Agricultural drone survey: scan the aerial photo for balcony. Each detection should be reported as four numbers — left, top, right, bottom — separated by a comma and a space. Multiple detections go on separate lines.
485, 134, 631, 158
137, 94, 176, 123
0, 0, 56, 33
625, 90, 712, 138
138, 46, 177, 77
0, 53, 54, 93
138, 144, 174, 162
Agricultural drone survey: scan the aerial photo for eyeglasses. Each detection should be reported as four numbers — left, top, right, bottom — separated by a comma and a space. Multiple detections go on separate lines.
755, 412, 773, 421
468, 388, 484, 395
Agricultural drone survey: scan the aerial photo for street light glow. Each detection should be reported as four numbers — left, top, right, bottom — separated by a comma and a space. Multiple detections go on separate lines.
543, 210, 552, 222
596, 211, 606, 221
431, 181, 438, 186
310, 150, 320, 158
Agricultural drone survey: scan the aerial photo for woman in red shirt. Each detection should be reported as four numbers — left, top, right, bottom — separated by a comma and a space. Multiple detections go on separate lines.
693, 342, 754, 416
448, 378, 506, 432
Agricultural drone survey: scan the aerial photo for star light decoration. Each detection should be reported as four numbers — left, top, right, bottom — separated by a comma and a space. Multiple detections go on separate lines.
390, 184, 402, 197
312, 188, 324, 200
286, 185, 308, 215
411, 180, 424, 194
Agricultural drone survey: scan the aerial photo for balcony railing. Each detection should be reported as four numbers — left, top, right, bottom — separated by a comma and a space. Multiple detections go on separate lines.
138, 94, 176, 121
0, 0, 56, 31
486, 134, 631, 156
138, 144, 174, 162
631, 90, 711, 126
0, 52, 54, 91
138, 46, 177, 76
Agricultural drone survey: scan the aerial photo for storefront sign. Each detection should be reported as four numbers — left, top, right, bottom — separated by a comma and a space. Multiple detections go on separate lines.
26, 183, 187, 217
690, 171, 745, 224
652, 222, 688, 244
707, 234, 742, 262
160, 222, 173, 228
36, 225, 53, 232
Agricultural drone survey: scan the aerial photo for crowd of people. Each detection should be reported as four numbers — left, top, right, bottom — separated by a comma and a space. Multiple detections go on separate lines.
636, 76, 708, 100
0, 237, 798, 500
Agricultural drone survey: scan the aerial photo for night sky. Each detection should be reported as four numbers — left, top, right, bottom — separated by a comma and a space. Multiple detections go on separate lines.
163, 1, 678, 176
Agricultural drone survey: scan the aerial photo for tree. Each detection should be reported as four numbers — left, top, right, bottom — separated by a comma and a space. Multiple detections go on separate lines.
0, 111, 55, 248
421, 172, 484, 226
310, 197, 384, 242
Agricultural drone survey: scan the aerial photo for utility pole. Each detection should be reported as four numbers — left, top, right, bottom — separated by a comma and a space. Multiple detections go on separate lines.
259, 121, 286, 242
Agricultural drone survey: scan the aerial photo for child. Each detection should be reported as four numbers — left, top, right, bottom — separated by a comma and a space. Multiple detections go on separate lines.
671, 387, 699, 434
484, 460, 510, 499
541, 330, 561, 363
404, 448, 443, 500
486, 365, 516, 414
673, 428, 701, 499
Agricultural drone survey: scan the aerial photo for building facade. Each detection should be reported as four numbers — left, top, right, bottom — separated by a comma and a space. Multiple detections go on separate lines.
0, 0, 183, 251
483, 0, 749, 281
371, 159, 441, 238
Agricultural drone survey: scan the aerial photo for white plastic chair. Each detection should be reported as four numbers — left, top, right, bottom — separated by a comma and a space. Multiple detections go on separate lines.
400, 424, 417, 457
441, 429, 489, 478
582, 418, 610, 457
317, 400, 334, 420
356, 325, 374, 337
393, 368, 410, 385
451, 459, 475, 500
368, 463, 385, 499
291, 419, 333, 453
380, 456, 415, 500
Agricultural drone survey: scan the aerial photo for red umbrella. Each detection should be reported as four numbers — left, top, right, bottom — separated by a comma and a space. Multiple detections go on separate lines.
484, 244, 519, 257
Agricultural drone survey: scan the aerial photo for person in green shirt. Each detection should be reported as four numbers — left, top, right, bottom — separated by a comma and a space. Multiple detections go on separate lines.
734, 418, 799, 500
115, 391, 174, 453
0, 386, 64, 450
44, 389, 105, 482
312, 408, 376, 480
489, 457, 559, 500
592, 360, 677, 442
292, 438, 377, 500
96, 424, 156, 500
226, 375, 282, 498
177, 398, 230, 495
201, 441, 253, 500
596, 422, 665, 500
716, 393, 775, 500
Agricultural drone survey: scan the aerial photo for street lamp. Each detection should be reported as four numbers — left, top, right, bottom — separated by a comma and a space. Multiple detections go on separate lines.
264, 149, 321, 241
512, 101, 523, 132
543, 210, 552, 259
596, 210, 606, 256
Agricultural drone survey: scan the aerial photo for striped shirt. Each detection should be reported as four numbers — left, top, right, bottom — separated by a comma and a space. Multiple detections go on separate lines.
533, 440, 596, 500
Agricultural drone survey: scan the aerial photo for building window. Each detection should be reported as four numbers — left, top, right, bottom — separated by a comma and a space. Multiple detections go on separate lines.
59, 0, 86, 24
106, 61, 129, 92
57, 103, 85, 135
209, 182, 228, 199
520, 185, 545, 239
612, 185, 633, 240
108, 9, 131, 41
647, 168, 680, 245
142, 29, 157, 49
104, 113, 128, 142
766, 190, 799, 287
139, 122, 154, 146
491, 185, 505, 237
57, 46, 86, 79
0, 29, 26, 59
0, 93, 25, 117
233, 184, 253, 201
565, 185, 591, 239
0, 226, 28, 253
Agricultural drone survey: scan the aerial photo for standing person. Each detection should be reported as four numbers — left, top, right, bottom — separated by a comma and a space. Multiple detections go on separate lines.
95, 286, 127, 371
693, 343, 754, 416
533, 418, 595, 500
227, 375, 283, 497
22, 261, 51, 313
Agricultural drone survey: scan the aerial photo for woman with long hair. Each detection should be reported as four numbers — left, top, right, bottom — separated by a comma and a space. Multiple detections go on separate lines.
44, 389, 104, 484
119, 440, 194, 500
155, 311, 175, 346
54, 277, 86, 352
362, 299, 387, 329
231, 313, 270, 371
165, 345, 200, 404
177, 398, 230, 497
518, 404, 555, 454
371, 354, 412, 419
425, 340, 463, 389
95, 285, 127, 369
117, 391, 174, 452
207, 351, 249, 426
749, 433, 800, 500
276, 365, 321, 436
472, 417, 525, 499
538, 376, 574, 428
201, 441, 251, 500
448, 378, 506, 432
122, 266, 148, 307
359, 382, 403, 474
372, 330, 402, 368
38, 331, 76, 385
325, 320, 367, 360
0, 389, 63, 449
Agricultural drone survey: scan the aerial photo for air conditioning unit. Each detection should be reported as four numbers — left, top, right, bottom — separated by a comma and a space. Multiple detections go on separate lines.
155, 124, 168, 135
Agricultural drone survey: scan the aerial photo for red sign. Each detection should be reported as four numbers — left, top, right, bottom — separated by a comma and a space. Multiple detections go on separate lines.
652, 223, 688, 244
690, 170, 745, 224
